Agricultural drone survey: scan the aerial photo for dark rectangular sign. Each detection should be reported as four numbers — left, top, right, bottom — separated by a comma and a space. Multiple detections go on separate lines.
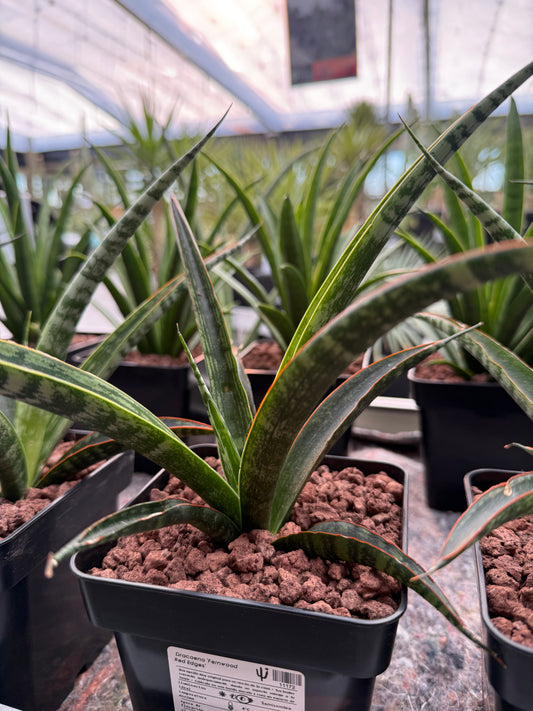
286, 0, 357, 85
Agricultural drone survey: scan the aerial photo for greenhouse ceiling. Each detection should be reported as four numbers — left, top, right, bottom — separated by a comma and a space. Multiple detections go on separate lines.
0, 0, 532, 153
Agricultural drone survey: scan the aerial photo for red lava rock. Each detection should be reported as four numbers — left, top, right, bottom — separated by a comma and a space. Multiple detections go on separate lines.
486, 568, 520, 589
480, 511, 533, 648
0, 440, 101, 539
91, 460, 405, 622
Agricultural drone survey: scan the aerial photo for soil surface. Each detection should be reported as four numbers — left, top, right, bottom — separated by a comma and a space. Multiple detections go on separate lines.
90, 458, 404, 620
414, 354, 491, 383
241, 340, 364, 376
69, 334, 197, 368
0, 440, 100, 539
477, 504, 533, 648
120, 350, 189, 367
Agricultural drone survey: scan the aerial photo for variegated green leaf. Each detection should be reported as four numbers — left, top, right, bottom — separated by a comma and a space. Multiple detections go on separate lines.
0, 408, 27, 500
502, 98, 524, 233
240, 239, 533, 530
269, 330, 475, 531
401, 119, 533, 294
274, 522, 492, 655
79, 232, 251, 380
418, 313, 533, 419
0, 339, 240, 523
283, 61, 533, 365
179, 332, 240, 490
171, 199, 253, 459
48, 497, 239, 573
279, 197, 308, 290
312, 126, 404, 291
37, 112, 228, 361
426, 472, 533, 575
280, 263, 309, 327
39, 417, 212, 486
301, 130, 339, 255
205, 155, 280, 290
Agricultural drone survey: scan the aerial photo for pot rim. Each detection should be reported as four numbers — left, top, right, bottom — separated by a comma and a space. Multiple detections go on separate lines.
72, 451, 409, 630
464, 467, 533, 656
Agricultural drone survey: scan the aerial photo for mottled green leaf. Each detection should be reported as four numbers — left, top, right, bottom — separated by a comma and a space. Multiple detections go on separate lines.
274, 522, 492, 654
427, 472, 533, 575
48, 497, 239, 573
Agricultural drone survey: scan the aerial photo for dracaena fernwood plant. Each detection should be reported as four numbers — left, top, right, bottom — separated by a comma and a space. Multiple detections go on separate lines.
0, 63, 532, 655
0, 117, 231, 501
399, 97, 533, 375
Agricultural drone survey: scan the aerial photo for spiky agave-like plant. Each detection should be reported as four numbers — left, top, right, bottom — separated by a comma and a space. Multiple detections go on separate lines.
0, 63, 532, 654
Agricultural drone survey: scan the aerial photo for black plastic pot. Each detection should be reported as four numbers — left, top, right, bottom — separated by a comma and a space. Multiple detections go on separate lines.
241, 344, 353, 457
71, 342, 190, 419
0, 451, 134, 711
465, 469, 533, 711
73, 449, 408, 711
71, 343, 192, 473
409, 372, 533, 511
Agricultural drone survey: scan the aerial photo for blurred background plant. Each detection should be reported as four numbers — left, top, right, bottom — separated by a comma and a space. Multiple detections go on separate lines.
0, 130, 93, 346
398, 98, 533, 375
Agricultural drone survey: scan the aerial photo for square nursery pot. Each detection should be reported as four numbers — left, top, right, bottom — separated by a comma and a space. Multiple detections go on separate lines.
0, 450, 134, 711
409, 371, 533, 511
70, 340, 191, 419
465, 468, 533, 711
71, 341, 191, 473
72, 447, 408, 711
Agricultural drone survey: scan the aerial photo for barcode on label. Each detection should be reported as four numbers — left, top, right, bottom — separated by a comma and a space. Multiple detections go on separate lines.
272, 670, 303, 686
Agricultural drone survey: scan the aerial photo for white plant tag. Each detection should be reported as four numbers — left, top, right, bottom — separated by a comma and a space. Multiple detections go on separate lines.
168, 645, 305, 710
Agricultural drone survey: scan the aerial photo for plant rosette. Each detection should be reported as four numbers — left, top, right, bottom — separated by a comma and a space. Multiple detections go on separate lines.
72, 447, 408, 711
0, 62, 532, 711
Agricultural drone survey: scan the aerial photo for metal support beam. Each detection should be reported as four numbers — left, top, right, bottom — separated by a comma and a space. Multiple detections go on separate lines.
113, 0, 285, 132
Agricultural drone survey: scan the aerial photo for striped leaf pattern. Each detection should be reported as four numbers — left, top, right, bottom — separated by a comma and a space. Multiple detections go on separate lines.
427, 472, 533, 575
274, 522, 493, 655
283, 61, 533, 365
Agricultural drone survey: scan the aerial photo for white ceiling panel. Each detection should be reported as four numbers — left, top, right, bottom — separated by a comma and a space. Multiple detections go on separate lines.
0, 0, 531, 152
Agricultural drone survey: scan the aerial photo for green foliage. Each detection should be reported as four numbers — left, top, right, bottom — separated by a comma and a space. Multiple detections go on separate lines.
0, 120, 223, 496
211, 125, 403, 349
0, 64, 532, 656
401, 99, 533, 374
0, 134, 91, 345
399, 118, 533, 583
92, 149, 213, 357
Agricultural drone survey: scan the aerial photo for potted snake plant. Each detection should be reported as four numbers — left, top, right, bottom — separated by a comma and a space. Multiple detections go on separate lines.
1, 206, 526, 711
402, 98, 533, 509
0, 63, 531, 710
0, 120, 224, 711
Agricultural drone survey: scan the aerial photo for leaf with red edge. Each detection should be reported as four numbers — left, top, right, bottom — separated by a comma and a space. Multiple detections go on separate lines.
274, 521, 495, 656
39, 417, 213, 486
47, 497, 239, 575
425, 471, 533, 575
